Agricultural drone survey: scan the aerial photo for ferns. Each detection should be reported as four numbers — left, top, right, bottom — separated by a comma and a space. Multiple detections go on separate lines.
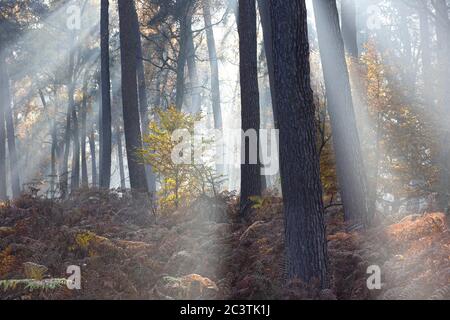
0, 278, 67, 292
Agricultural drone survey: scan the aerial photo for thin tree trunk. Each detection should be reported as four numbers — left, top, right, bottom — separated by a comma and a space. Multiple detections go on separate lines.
116, 127, 126, 190
131, 4, 157, 193
81, 80, 89, 187
239, 0, 262, 214
270, 0, 329, 287
0, 55, 20, 198
118, 0, 148, 192
100, 0, 112, 189
89, 130, 98, 187
203, 0, 222, 129
313, 0, 369, 225
186, 20, 201, 114
70, 91, 80, 191
175, 0, 193, 111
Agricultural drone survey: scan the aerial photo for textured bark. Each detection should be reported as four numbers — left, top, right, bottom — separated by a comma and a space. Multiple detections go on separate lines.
186, 20, 201, 114
175, 1, 193, 111
100, 0, 112, 189
118, 0, 148, 191
270, 0, 329, 287
131, 4, 157, 193
0, 55, 20, 198
313, 0, 369, 224
239, 0, 262, 214
340, 0, 358, 58
203, 0, 222, 129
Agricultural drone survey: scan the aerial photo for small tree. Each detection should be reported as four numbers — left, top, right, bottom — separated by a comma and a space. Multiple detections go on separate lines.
138, 107, 222, 212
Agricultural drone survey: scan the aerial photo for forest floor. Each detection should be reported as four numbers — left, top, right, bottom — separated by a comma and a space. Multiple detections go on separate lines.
0, 189, 449, 300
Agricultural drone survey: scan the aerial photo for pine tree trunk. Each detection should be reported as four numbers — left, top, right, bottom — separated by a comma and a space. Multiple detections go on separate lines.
118, 0, 148, 192
239, 0, 262, 214
100, 0, 112, 189
116, 127, 126, 190
81, 81, 89, 187
270, 0, 329, 287
131, 4, 157, 193
89, 130, 98, 187
0, 56, 20, 198
313, 0, 369, 225
203, 0, 222, 130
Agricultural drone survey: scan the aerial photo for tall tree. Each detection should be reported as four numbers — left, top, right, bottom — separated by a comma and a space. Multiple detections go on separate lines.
0, 54, 20, 198
418, 0, 433, 100
270, 0, 329, 286
130, 2, 157, 193
238, 0, 262, 214
100, 0, 112, 189
340, 0, 358, 58
203, 0, 222, 130
118, 0, 148, 191
313, 0, 369, 225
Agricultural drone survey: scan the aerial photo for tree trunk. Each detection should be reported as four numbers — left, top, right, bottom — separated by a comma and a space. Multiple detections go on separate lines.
116, 127, 126, 190
70, 91, 80, 191
340, 0, 358, 58
89, 130, 98, 187
186, 20, 201, 114
313, 0, 369, 225
118, 0, 148, 192
270, 0, 329, 287
203, 0, 222, 130
81, 81, 89, 188
131, 4, 157, 193
175, 1, 193, 111
239, 0, 262, 214
100, 0, 112, 189
0, 54, 20, 198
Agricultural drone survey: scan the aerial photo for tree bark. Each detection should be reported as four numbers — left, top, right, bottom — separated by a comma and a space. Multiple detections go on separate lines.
239, 0, 262, 214
175, 1, 193, 111
100, 0, 112, 189
313, 0, 369, 224
0, 54, 20, 198
270, 0, 329, 287
118, 0, 148, 192
131, 4, 157, 193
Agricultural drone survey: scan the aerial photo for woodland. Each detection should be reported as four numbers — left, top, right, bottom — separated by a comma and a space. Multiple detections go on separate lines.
0, 0, 449, 300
